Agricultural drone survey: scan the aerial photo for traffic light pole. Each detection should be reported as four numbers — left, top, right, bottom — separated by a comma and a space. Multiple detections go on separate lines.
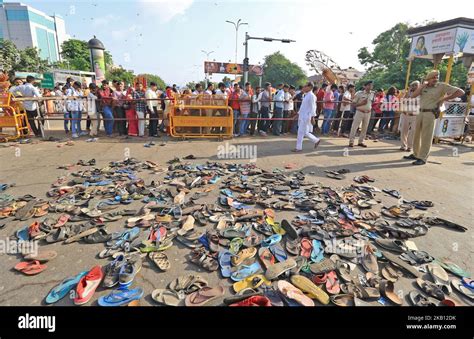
242, 32, 295, 85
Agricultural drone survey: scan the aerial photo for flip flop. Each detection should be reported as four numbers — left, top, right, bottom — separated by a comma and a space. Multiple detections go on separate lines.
74, 266, 104, 305
381, 264, 403, 283
330, 294, 355, 306
382, 251, 421, 278
374, 238, 408, 253
231, 262, 262, 282
151, 289, 185, 306
185, 285, 225, 306
229, 295, 272, 307
231, 247, 257, 266
277, 280, 314, 307
218, 250, 233, 278
437, 258, 470, 278
258, 247, 276, 270
380, 280, 402, 305
23, 250, 57, 263
98, 287, 144, 306
416, 278, 445, 300
260, 234, 282, 247
54, 214, 70, 228
281, 219, 298, 239
408, 290, 437, 306
325, 271, 340, 295
428, 263, 452, 294
310, 239, 324, 263
190, 248, 219, 272
361, 244, 379, 274
290, 274, 330, 305
14, 260, 47, 275
265, 258, 297, 280
451, 277, 474, 300
269, 243, 287, 263
300, 238, 312, 258
45, 271, 88, 304
229, 237, 244, 254
149, 252, 170, 271
400, 250, 434, 265
64, 227, 99, 244
285, 238, 300, 256
233, 274, 271, 293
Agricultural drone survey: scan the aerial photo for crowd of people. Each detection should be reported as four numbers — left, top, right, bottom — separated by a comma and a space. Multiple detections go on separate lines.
6, 70, 470, 165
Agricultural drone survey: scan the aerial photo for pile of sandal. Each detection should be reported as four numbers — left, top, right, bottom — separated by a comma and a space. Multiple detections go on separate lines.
3, 156, 472, 307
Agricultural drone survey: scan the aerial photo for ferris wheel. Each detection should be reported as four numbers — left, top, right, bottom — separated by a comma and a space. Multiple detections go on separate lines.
305, 50, 346, 84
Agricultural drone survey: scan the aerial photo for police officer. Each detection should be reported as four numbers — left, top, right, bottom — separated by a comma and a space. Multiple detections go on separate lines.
404, 70, 464, 165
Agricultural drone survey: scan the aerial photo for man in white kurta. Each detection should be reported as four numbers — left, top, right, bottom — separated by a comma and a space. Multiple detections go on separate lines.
293, 82, 320, 152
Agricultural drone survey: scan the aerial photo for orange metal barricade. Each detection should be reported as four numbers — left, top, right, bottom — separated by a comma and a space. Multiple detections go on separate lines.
0, 93, 30, 141
169, 94, 233, 139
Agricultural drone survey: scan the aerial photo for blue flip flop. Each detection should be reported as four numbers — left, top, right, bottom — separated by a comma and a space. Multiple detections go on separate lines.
261, 234, 282, 248
269, 243, 287, 262
218, 250, 233, 278
16, 226, 29, 241
231, 262, 261, 282
310, 240, 324, 263
198, 234, 210, 251
45, 271, 88, 304
98, 287, 144, 306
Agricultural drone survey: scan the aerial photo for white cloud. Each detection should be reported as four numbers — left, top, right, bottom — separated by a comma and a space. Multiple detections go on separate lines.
138, 0, 194, 23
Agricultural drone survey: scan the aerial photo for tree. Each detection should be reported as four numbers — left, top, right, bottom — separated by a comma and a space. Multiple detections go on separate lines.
137, 73, 166, 89
0, 40, 20, 75
357, 23, 467, 90
248, 52, 306, 87
59, 39, 91, 71
106, 66, 135, 85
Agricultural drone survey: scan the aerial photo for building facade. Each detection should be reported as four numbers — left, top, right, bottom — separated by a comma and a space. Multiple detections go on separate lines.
0, 0, 68, 62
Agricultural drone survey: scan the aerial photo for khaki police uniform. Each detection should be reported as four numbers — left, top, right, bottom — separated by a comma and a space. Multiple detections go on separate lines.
349, 90, 374, 144
413, 82, 459, 161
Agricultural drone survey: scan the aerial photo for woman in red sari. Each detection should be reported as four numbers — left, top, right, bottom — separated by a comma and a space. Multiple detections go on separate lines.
125, 84, 138, 136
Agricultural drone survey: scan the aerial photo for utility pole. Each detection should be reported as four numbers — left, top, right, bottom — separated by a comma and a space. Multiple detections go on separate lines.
243, 32, 296, 84
226, 19, 248, 80
201, 50, 214, 88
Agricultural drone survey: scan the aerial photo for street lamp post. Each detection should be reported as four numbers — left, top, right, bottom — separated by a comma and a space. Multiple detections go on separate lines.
201, 50, 214, 88
243, 32, 296, 84
226, 19, 248, 79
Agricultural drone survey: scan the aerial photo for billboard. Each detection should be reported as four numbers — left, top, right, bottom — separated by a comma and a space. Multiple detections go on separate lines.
410, 28, 457, 57
204, 61, 263, 76
453, 28, 474, 54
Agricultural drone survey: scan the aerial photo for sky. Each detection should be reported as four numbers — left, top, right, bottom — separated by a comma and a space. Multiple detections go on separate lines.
16, 0, 472, 85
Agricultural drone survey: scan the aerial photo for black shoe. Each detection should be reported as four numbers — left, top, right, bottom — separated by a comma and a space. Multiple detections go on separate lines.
403, 154, 417, 160
412, 159, 426, 166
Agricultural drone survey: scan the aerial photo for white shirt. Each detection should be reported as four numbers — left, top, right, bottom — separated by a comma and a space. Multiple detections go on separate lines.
341, 91, 352, 112
283, 91, 293, 111
145, 88, 159, 110
298, 91, 316, 119
66, 88, 83, 111
87, 92, 97, 116
9, 83, 41, 111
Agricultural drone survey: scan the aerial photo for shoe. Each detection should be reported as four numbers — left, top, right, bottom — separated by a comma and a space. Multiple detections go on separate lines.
357, 143, 367, 148
348, 143, 354, 147
314, 140, 321, 149
102, 254, 126, 288
412, 159, 426, 166
72, 133, 79, 138
403, 154, 417, 160
119, 255, 142, 287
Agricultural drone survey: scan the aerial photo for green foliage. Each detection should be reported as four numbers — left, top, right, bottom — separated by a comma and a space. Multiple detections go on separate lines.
106, 66, 135, 85
0, 40, 48, 78
59, 39, 91, 71
357, 22, 468, 90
